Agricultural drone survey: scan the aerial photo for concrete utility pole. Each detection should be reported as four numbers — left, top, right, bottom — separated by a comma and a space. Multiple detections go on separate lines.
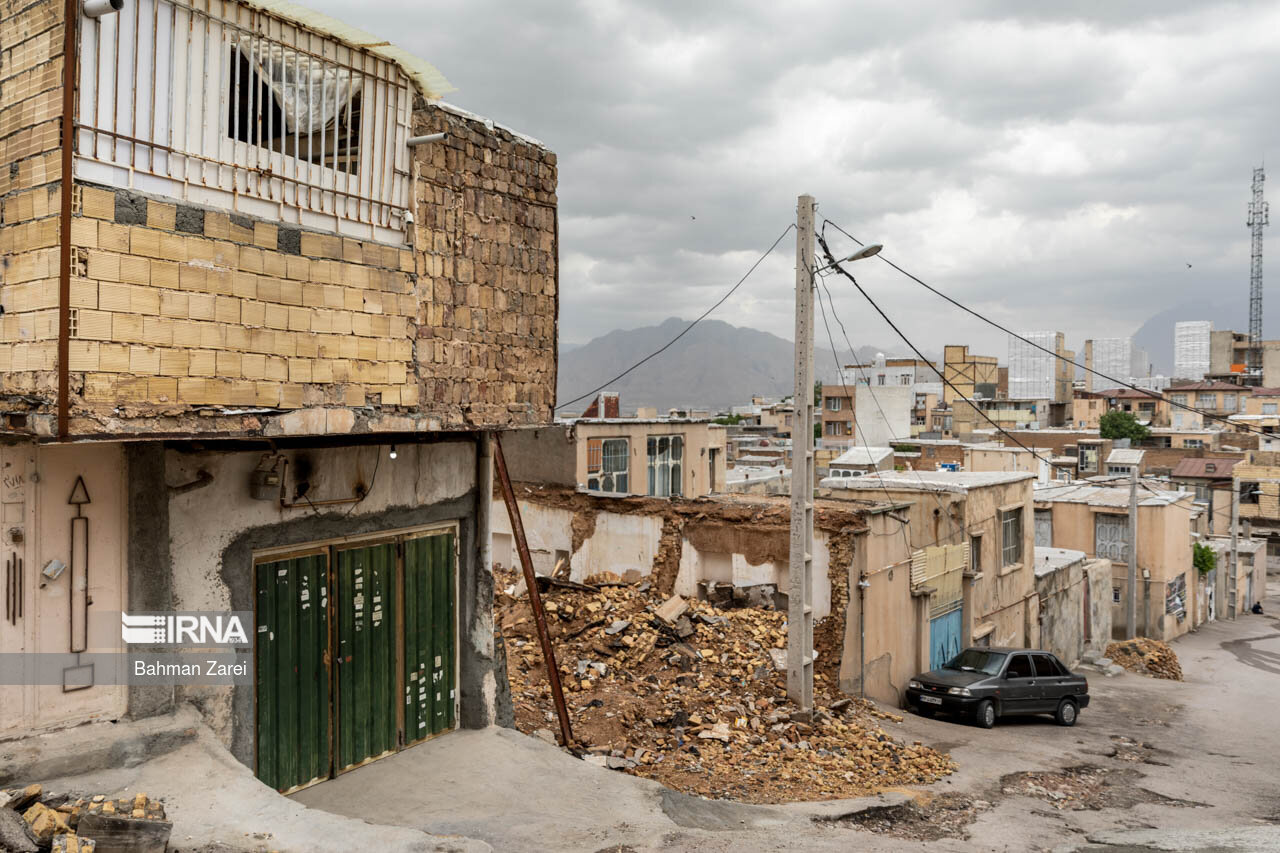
1127, 467, 1138, 639
788, 194, 816, 717
1229, 480, 1240, 621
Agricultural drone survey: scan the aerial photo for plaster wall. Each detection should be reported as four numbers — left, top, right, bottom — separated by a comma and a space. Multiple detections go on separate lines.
0, 442, 127, 736
493, 497, 834, 620
158, 439, 493, 768
839, 513, 919, 705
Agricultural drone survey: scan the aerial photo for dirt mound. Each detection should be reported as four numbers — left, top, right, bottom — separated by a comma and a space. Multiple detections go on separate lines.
1105, 638, 1183, 681
497, 567, 955, 803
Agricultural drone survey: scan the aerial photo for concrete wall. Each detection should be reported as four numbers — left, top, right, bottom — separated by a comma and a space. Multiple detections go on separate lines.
498, 426, 577, 487
839, 512, 918, 705
0, 442, 128, 736
151, 438, 497, 768
492, 496, 834, 620
1034, 553, 1111, 665
855, 385, 913, 446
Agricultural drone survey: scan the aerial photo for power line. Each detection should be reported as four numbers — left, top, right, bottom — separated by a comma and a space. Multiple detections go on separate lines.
814, 278, 916, 548
814, 262, 957, 547
821, 219, 1279, 442
555, 224, 796, 412
817, 232, 1076, 480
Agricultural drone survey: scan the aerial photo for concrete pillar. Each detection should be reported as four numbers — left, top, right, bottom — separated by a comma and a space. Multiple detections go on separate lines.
125, 442, 175, 720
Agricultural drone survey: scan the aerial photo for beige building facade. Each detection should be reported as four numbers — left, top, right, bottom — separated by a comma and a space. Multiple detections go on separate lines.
1033, 483, 1201, 642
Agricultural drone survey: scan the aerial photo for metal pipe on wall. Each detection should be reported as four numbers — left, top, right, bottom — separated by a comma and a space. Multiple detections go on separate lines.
58, 0, 79, 440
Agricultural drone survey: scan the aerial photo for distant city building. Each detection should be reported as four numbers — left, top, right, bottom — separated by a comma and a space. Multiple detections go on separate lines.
1174, 321, 1212, 380
1008, 331, 1073, 404
1084, 337, 1149, 390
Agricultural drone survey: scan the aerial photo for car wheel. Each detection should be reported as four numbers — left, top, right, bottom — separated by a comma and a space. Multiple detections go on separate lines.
974, 699, 996, 729
1055, 699, 1078, 727
915, 704, 935, 718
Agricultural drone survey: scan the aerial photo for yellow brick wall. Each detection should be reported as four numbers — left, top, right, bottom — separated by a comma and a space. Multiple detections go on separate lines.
64, 194, 419, 412
0, 0, 64, 397
0, 10, 558, 436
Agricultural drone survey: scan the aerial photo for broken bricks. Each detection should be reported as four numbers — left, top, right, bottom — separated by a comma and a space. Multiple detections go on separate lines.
496, 565, 956, 804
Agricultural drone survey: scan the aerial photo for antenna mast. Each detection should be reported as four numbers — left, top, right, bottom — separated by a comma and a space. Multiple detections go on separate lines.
1248, 166, 1269, 378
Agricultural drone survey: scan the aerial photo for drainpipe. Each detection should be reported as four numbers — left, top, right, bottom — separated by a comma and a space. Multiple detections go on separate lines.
857, 570, 869, 698
57, 0, 79, 440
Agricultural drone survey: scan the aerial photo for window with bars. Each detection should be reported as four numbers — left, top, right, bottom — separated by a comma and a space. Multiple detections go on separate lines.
647, 435, 684, 497
1000, 508, 1023, 567
75, 0, 414, 241
586, 438, 629, 494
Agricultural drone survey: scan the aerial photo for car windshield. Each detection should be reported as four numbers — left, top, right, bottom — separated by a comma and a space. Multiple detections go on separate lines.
942, 649, 1007, 675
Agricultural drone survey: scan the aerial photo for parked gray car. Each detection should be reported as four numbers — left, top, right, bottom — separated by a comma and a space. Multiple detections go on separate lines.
905, 647, 1090, 728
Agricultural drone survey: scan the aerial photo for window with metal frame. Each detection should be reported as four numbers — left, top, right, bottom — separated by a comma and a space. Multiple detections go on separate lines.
1095, 512, 1130, 562
586, 438, 628, 493
1000, 508, 1023, 567
75, 0, 414, 242
647, 435, 683, 497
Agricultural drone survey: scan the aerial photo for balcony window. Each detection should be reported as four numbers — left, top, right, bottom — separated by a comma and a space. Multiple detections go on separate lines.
75, 0, 414, 241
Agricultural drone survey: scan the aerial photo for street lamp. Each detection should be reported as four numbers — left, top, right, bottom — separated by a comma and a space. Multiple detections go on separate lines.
814, 242, 883, 273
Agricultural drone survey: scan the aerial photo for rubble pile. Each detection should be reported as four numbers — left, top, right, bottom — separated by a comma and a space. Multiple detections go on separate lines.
1105, 638, 1183, 681
497, 568, 955, 803
0, 783, 171, 853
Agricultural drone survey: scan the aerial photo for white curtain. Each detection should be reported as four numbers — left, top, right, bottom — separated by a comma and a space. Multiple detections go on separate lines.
236, 36, 356, 134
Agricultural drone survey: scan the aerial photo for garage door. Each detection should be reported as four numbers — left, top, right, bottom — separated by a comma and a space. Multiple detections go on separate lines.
254, 550, 331, 794
254, 528, 456, 793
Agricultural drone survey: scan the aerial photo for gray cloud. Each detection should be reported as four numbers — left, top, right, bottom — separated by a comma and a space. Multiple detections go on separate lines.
308, 0, 1279, 369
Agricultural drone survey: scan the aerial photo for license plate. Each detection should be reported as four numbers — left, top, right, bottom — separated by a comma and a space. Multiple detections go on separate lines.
920, 695, 942, 705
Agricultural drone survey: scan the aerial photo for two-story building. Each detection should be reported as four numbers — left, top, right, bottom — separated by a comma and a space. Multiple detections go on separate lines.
1033, 483, 1201, 642
1166, 381, 1251, 420
0, 0, 558, 794
818, 471, 1040, 662
820, 383, 855, 441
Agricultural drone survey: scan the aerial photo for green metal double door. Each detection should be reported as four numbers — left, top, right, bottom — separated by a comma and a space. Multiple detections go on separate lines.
254, 530, 456, 793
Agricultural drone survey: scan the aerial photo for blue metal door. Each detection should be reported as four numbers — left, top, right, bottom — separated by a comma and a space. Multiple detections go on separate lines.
929, 608, 962, 670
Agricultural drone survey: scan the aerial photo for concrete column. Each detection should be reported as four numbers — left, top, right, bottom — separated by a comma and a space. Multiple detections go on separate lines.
125, 442, 175, 720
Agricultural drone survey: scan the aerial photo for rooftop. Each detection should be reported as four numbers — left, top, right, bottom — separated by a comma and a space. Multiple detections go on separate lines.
831, 446, 894, 467
1034, 482, 1192, 508
1169, 381, 1250, 392
1107, 448, 1146, 465
1033, 547, 1087, 578
820, 470, 1035, 494
1171, 457, 1240, 479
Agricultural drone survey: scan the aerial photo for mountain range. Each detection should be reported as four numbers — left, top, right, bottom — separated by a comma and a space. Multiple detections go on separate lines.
556, 317, 905, 414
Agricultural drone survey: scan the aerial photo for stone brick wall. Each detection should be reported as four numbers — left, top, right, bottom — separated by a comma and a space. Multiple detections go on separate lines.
0, 5, 558, 437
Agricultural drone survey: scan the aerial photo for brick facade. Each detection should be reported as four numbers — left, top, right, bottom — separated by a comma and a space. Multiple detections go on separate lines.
0, 0, 557, 437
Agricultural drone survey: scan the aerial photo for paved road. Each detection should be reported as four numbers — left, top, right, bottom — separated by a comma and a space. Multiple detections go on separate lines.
296, 584, 1280, 852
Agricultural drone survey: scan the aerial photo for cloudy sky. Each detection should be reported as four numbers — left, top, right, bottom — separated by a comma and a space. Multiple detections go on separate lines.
315, 0, 1278, 360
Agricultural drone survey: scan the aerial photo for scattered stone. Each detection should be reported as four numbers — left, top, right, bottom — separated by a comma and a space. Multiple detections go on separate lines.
655, 595, 688, 623
9, 784, 42, 812
1105, 664, 1125, 677
605, 620, 631, 635
1105, 639, 1182, 681
52, 835, 96, 852
0, 806, 38, 853
606, 756, 637, 770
